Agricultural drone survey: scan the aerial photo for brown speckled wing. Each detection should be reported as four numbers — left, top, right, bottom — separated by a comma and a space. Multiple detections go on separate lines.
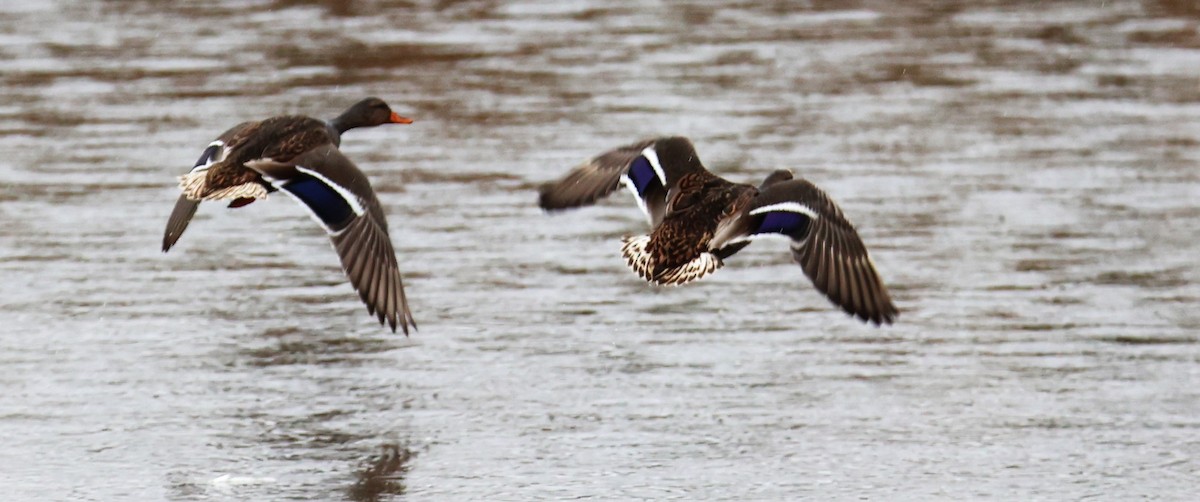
331, 208, 416, 335
538, 138, 656, 210
250, 145, 416, 334
539, 136, 710, 227
741, 179, 897, 325
261, 121, 336, 163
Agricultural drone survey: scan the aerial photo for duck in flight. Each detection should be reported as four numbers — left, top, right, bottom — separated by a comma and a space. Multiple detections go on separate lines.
538, 136, 898, 325
162, 97, 418, 334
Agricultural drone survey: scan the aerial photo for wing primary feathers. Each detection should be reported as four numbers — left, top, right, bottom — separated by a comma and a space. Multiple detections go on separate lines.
383, 255, 398, 333
162, 195, 201, 252
746, 179, 898, 325
846, 255, 866, 319
330, 214, 416, 334
368, 231, 388, 319
865, 263, 885, 324
856, 262, 879, 324
827, 241, 844, 307
811, 228, 830, 293
400, 279, 417, 334
380, 241, 397, 330
357, 228, 380, 315
831, 228, 855, 314
351, 231, 374, 289
385, 250, 406, 335
340, 221, 368, 283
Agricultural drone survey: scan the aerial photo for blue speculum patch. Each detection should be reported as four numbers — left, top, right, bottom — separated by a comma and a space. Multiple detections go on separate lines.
194, 145, 220, 167
627, 156, 657, 196
282, 174, 355, 231
756, 211, 808, 237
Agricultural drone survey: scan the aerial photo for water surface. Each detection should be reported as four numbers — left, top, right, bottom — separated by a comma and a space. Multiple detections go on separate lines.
1, 1, 1199, 500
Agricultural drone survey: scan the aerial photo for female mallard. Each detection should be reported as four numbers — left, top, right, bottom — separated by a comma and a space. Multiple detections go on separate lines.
538, 136, 898, 325
161, 97, 418, 334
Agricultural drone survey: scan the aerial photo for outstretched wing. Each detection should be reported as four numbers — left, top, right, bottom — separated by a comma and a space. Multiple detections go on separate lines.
247, 145, 416, 334
715, 177, 897, 325
537, 138, 655, 215
162, 121, 254, 252
538, 136, 707, 227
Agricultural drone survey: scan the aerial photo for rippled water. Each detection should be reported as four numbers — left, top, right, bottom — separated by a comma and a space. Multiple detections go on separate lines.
2, 1, 1199, 500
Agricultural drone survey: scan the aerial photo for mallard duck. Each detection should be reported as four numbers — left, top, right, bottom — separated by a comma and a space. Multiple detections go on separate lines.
162, 97, 418, 334
538, 136, 898, 325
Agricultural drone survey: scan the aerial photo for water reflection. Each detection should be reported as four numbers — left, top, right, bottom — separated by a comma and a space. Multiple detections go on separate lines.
348, 444, 414, 502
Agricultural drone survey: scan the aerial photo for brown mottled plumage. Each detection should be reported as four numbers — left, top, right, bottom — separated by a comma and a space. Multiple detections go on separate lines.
539, 136, 898, 325
646, 172, 743, 273
162, 97, 418, 334
195, 118, 332, 199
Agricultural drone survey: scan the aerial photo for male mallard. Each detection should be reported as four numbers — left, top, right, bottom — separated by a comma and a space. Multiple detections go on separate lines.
538, 136, 898, 325
162, 97, 418, 334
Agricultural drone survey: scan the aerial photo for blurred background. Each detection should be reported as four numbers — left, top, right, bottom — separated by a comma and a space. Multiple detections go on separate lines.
1, 1, 1199, 500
